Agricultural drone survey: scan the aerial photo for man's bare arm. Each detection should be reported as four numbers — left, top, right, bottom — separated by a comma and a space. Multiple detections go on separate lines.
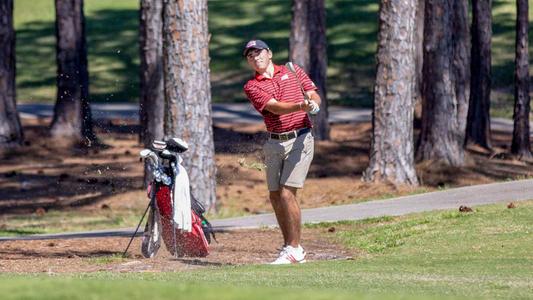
264, 99, 312, 115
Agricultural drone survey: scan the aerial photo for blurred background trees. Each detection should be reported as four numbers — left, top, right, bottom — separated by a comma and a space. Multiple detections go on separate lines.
50, 0, 95, 145
0, 0, 23, 148
289, 0, 330, 141
511, 0, 531, 158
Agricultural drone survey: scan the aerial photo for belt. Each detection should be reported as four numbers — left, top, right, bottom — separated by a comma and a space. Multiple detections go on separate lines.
269, 128, 311, 141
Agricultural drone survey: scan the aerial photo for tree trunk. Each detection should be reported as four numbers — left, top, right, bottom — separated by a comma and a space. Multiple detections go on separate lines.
289, 0, 330, 140
363, 0, 418, 185
289, 0, 310, 72
163, 0, 216, 211
466, 0, 492, 149
511, 0, 531, 158
414, 0, 424, 119
51, 0, 95, 145
0, 0, 23, 147
308, 0, 330, 140
139, 0, 164, 148
416, 0, 470, 166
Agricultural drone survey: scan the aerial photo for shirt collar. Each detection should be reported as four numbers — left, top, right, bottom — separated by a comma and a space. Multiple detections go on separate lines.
255, 64, 282, 81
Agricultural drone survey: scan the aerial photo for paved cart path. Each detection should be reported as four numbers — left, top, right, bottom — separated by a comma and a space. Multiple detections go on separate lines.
17, 103, 524, 134
1, 179, 531, 241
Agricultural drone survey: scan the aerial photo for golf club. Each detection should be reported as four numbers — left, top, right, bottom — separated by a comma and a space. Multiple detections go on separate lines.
285, 62, 319, 115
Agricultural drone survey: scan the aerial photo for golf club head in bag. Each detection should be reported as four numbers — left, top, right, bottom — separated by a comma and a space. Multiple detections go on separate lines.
285, 62, 319, 115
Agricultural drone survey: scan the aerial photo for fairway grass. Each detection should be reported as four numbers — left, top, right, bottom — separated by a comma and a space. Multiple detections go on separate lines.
1, 201, 532, 299
0, 277, 461, 300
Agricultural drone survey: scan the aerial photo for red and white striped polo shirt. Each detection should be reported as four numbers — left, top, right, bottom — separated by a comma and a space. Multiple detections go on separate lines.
244, 63, 316, 133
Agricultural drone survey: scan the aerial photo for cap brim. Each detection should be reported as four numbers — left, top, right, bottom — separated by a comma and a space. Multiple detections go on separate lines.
243, 47, 268, 57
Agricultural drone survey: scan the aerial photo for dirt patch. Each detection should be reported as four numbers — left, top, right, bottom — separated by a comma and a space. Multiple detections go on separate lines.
2, 118, 533, 215
0, 227, 355, 273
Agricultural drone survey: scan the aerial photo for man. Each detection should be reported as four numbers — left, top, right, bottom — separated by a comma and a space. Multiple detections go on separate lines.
242, 39, 321, 264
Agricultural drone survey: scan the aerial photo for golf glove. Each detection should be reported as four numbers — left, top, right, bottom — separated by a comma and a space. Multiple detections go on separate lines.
309, 100, 320, 115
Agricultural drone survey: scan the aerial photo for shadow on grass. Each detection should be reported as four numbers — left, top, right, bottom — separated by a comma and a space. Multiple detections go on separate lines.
0, 164, 143, 214
14, 0, 532, 109
16, 9, 139, 104
16, 1, 380, 107
0, 248, 120, 259
0, 228, 45, 236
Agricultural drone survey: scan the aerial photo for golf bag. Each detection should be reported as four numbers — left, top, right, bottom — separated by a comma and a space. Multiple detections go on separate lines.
140, 138, 215, 259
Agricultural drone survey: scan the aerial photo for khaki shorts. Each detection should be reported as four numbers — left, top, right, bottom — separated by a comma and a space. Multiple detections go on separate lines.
263, 132, 314, 191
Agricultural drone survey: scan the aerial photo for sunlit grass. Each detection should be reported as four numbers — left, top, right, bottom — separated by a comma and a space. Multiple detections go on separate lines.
1, 201, 532, 299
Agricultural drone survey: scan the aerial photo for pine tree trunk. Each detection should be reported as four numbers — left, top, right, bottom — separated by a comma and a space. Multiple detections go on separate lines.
51, 0, 94, 145
511, 0, 531, 158
0, 0, 23, 147
289, 0, 310, 72
414, 0, 424, 117
139, 0, 164, 147
363, 0, 418, 185
466, 0, 492, 149
308, 0, 330, 141
289, 0, 330, 140
163, 0, 216, 210
416, 0, 470, 166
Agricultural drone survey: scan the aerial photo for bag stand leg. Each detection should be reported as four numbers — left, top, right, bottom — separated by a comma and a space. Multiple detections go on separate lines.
122, 198, 152, 258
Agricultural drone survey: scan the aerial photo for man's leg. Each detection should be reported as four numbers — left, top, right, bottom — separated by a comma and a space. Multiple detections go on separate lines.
269, 185, 301, 247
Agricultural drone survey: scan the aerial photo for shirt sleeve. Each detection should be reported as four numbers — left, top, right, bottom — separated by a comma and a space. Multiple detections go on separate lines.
294, 64, 318, 92
244, 82, 272, 113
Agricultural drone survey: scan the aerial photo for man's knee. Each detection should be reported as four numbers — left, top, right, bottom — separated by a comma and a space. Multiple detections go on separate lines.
269, 190, 281, 203
280, 185, 297, 202
270, 186, 297, 203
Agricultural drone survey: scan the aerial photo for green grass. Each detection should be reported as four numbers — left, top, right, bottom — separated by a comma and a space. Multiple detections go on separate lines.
1, 201, 532, 299
13, 0, 533, 116
0, 277, 454, 300
86, 253, 127, 265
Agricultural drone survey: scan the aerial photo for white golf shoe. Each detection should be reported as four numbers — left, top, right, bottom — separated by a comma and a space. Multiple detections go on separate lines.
270, 245, 306, 265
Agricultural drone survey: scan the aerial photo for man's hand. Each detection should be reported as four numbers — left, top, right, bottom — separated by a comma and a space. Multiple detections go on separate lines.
308, 100, 320, 115
300, 101, 313, 113
305, 90, 321, 106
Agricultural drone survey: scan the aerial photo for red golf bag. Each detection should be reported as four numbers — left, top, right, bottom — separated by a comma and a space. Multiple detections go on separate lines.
153, 185, 212, 257
139, 138, 216, 259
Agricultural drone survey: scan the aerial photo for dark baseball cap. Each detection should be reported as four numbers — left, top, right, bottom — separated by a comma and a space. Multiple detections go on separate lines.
242, 39, 269, 57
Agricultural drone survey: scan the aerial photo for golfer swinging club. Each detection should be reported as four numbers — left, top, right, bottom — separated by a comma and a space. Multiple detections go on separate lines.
243, 39, 320, 264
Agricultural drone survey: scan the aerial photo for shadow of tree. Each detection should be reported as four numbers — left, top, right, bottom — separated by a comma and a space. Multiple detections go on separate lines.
16, 1, 381, 107
0, 248, 120, 259
0, 163, 143, 213
213, 126, 265, 153
16, 9, 139, 104
14, 0, 532, 111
